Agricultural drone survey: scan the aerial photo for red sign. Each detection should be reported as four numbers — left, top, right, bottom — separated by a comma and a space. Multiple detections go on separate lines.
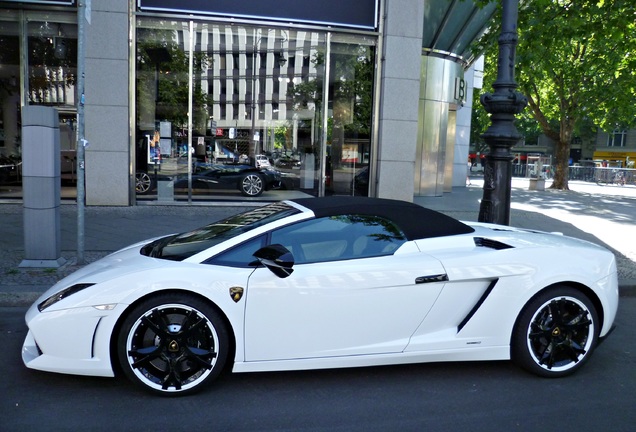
215, 128, 223, 136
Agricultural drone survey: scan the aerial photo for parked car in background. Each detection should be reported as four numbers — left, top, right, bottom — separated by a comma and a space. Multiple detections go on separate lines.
173, 163, 281, 197
255, 154, 271, 168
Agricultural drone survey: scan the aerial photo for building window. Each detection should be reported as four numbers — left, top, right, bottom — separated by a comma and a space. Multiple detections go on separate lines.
134, 18, 376, 200
607, 129, 626, 147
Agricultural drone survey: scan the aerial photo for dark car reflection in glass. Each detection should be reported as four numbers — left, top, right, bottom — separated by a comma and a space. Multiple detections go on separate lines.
169, 163, 282, 197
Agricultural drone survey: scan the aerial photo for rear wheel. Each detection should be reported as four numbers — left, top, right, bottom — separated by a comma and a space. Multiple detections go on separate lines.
117, 293, 228, 395
240, 173, 264, 197
512, 287, 599, 377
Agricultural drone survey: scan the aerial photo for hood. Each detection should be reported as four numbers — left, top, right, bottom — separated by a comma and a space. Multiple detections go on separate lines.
38, 239, 165, 301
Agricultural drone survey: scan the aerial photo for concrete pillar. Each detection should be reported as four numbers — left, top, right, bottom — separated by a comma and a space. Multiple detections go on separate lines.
415, 56, 463, 197
376, 0, 424, 201
84, 0, 130, 205
20, 106, 66, 268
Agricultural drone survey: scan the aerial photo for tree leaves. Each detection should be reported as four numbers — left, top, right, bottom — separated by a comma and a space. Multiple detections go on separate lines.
474, 0, 636, 189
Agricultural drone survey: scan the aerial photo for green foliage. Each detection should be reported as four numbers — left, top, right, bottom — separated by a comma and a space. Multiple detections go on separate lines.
517, 0, 636, 131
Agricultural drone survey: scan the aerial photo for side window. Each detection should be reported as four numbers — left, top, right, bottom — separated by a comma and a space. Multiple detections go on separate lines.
204, 235, 266, 267
270, 215, 406, 264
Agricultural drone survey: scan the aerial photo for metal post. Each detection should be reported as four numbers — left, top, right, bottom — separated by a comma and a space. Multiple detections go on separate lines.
250, 29, 261, 162
76, 0, 88, 264
477, 0, 528, 225
187, 20, 194, 204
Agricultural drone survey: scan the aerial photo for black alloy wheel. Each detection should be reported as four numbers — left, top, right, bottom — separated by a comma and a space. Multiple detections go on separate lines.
117, 294, 229, 395
512, 286, 599, 377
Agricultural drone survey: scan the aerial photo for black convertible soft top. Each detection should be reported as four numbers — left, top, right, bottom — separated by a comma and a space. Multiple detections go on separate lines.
290, 196, 474, 241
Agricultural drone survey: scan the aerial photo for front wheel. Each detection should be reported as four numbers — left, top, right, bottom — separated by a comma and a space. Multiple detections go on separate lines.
116, 294, 229, 395
240, 173, 264, 197
512, 287, 599, 377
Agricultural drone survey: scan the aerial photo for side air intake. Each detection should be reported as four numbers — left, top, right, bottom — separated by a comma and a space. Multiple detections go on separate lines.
474, 237, 514, 250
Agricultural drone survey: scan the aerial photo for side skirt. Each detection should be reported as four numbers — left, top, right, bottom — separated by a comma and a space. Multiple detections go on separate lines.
232, 346, 510, 373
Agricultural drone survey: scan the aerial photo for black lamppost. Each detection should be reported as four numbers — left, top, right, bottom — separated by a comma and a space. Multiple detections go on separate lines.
478, 0, 528, 225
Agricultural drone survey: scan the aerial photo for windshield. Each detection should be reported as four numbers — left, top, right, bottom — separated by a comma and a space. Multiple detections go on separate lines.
141, 202, 300, 261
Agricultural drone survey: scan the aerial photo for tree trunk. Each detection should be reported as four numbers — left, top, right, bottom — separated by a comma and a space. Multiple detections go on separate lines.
551, 139, 571, 190
550, 118, 575, 190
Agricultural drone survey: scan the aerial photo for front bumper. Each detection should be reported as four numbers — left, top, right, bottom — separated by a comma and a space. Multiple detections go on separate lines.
22, 303, 125, 377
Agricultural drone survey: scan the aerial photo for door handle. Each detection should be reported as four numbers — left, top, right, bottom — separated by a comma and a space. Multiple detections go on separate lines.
415, 274, 448, 284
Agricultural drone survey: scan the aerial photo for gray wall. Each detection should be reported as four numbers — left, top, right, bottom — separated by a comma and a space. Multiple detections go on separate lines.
84, 0, 130, 205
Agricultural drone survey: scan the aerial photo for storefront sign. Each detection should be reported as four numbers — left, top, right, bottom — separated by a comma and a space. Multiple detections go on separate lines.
138, 0, 378, 30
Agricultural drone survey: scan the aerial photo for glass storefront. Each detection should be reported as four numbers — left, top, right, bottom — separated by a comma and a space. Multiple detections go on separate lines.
0, 10, 77, 200
134, 18, 375, 201
0, 7, 376, 203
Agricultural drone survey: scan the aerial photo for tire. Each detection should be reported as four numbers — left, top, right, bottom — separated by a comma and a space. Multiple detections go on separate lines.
512, 287, 599, 378
240, 173, 264, 197
117, 293, 229, 395
135, 172, 154, 195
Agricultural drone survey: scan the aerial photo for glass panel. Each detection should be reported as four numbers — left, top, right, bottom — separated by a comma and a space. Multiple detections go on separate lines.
135, 19, 330, 201
0, 18, 21, 194
27, 20, 77, 108
0, 12, 77, 199
270, 214, 405, 264
135, 19, 193, 198
327, 36, 375, 196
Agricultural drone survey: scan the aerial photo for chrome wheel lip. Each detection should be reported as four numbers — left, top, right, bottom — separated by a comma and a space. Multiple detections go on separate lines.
125, 303, 219, 393
526, 295, 595, 373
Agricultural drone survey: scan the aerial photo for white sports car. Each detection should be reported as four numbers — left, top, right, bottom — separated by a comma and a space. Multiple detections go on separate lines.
22, 197, 619, 395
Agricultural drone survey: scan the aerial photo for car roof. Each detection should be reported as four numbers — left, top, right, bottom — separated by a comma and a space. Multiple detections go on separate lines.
289, 196, 475, 240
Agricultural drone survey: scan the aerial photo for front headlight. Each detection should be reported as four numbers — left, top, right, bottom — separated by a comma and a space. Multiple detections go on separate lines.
38, 283, 95, 312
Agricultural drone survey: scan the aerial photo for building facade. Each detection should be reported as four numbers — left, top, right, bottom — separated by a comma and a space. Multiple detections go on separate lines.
0, 0, 494, 205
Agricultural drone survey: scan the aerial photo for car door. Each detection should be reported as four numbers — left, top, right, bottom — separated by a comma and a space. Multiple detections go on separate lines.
243, 214, 448, 362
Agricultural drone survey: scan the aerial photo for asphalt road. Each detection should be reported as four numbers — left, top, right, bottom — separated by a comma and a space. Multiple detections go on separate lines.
2, 299, 635, 432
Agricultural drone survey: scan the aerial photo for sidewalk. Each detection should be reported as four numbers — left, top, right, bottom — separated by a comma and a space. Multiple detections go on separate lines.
1, 177, 635, 306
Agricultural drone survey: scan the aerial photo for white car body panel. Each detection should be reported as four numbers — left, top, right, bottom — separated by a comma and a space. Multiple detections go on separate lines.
244, 248, 446, 360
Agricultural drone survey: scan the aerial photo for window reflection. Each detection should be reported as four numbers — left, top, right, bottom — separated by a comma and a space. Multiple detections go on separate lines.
134, 19, 376, 201
0, 13, 77, 198
28, 21, 77, 107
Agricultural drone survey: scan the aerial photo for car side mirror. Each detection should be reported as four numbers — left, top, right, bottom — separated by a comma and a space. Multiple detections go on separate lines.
253, 244, 295, 278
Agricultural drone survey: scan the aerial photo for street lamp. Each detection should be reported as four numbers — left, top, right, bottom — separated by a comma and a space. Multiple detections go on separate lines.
477, 0, 528, 225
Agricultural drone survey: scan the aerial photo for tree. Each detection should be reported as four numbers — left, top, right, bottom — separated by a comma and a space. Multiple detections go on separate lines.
517, 0, 636, 189
475, 0, 636, 189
